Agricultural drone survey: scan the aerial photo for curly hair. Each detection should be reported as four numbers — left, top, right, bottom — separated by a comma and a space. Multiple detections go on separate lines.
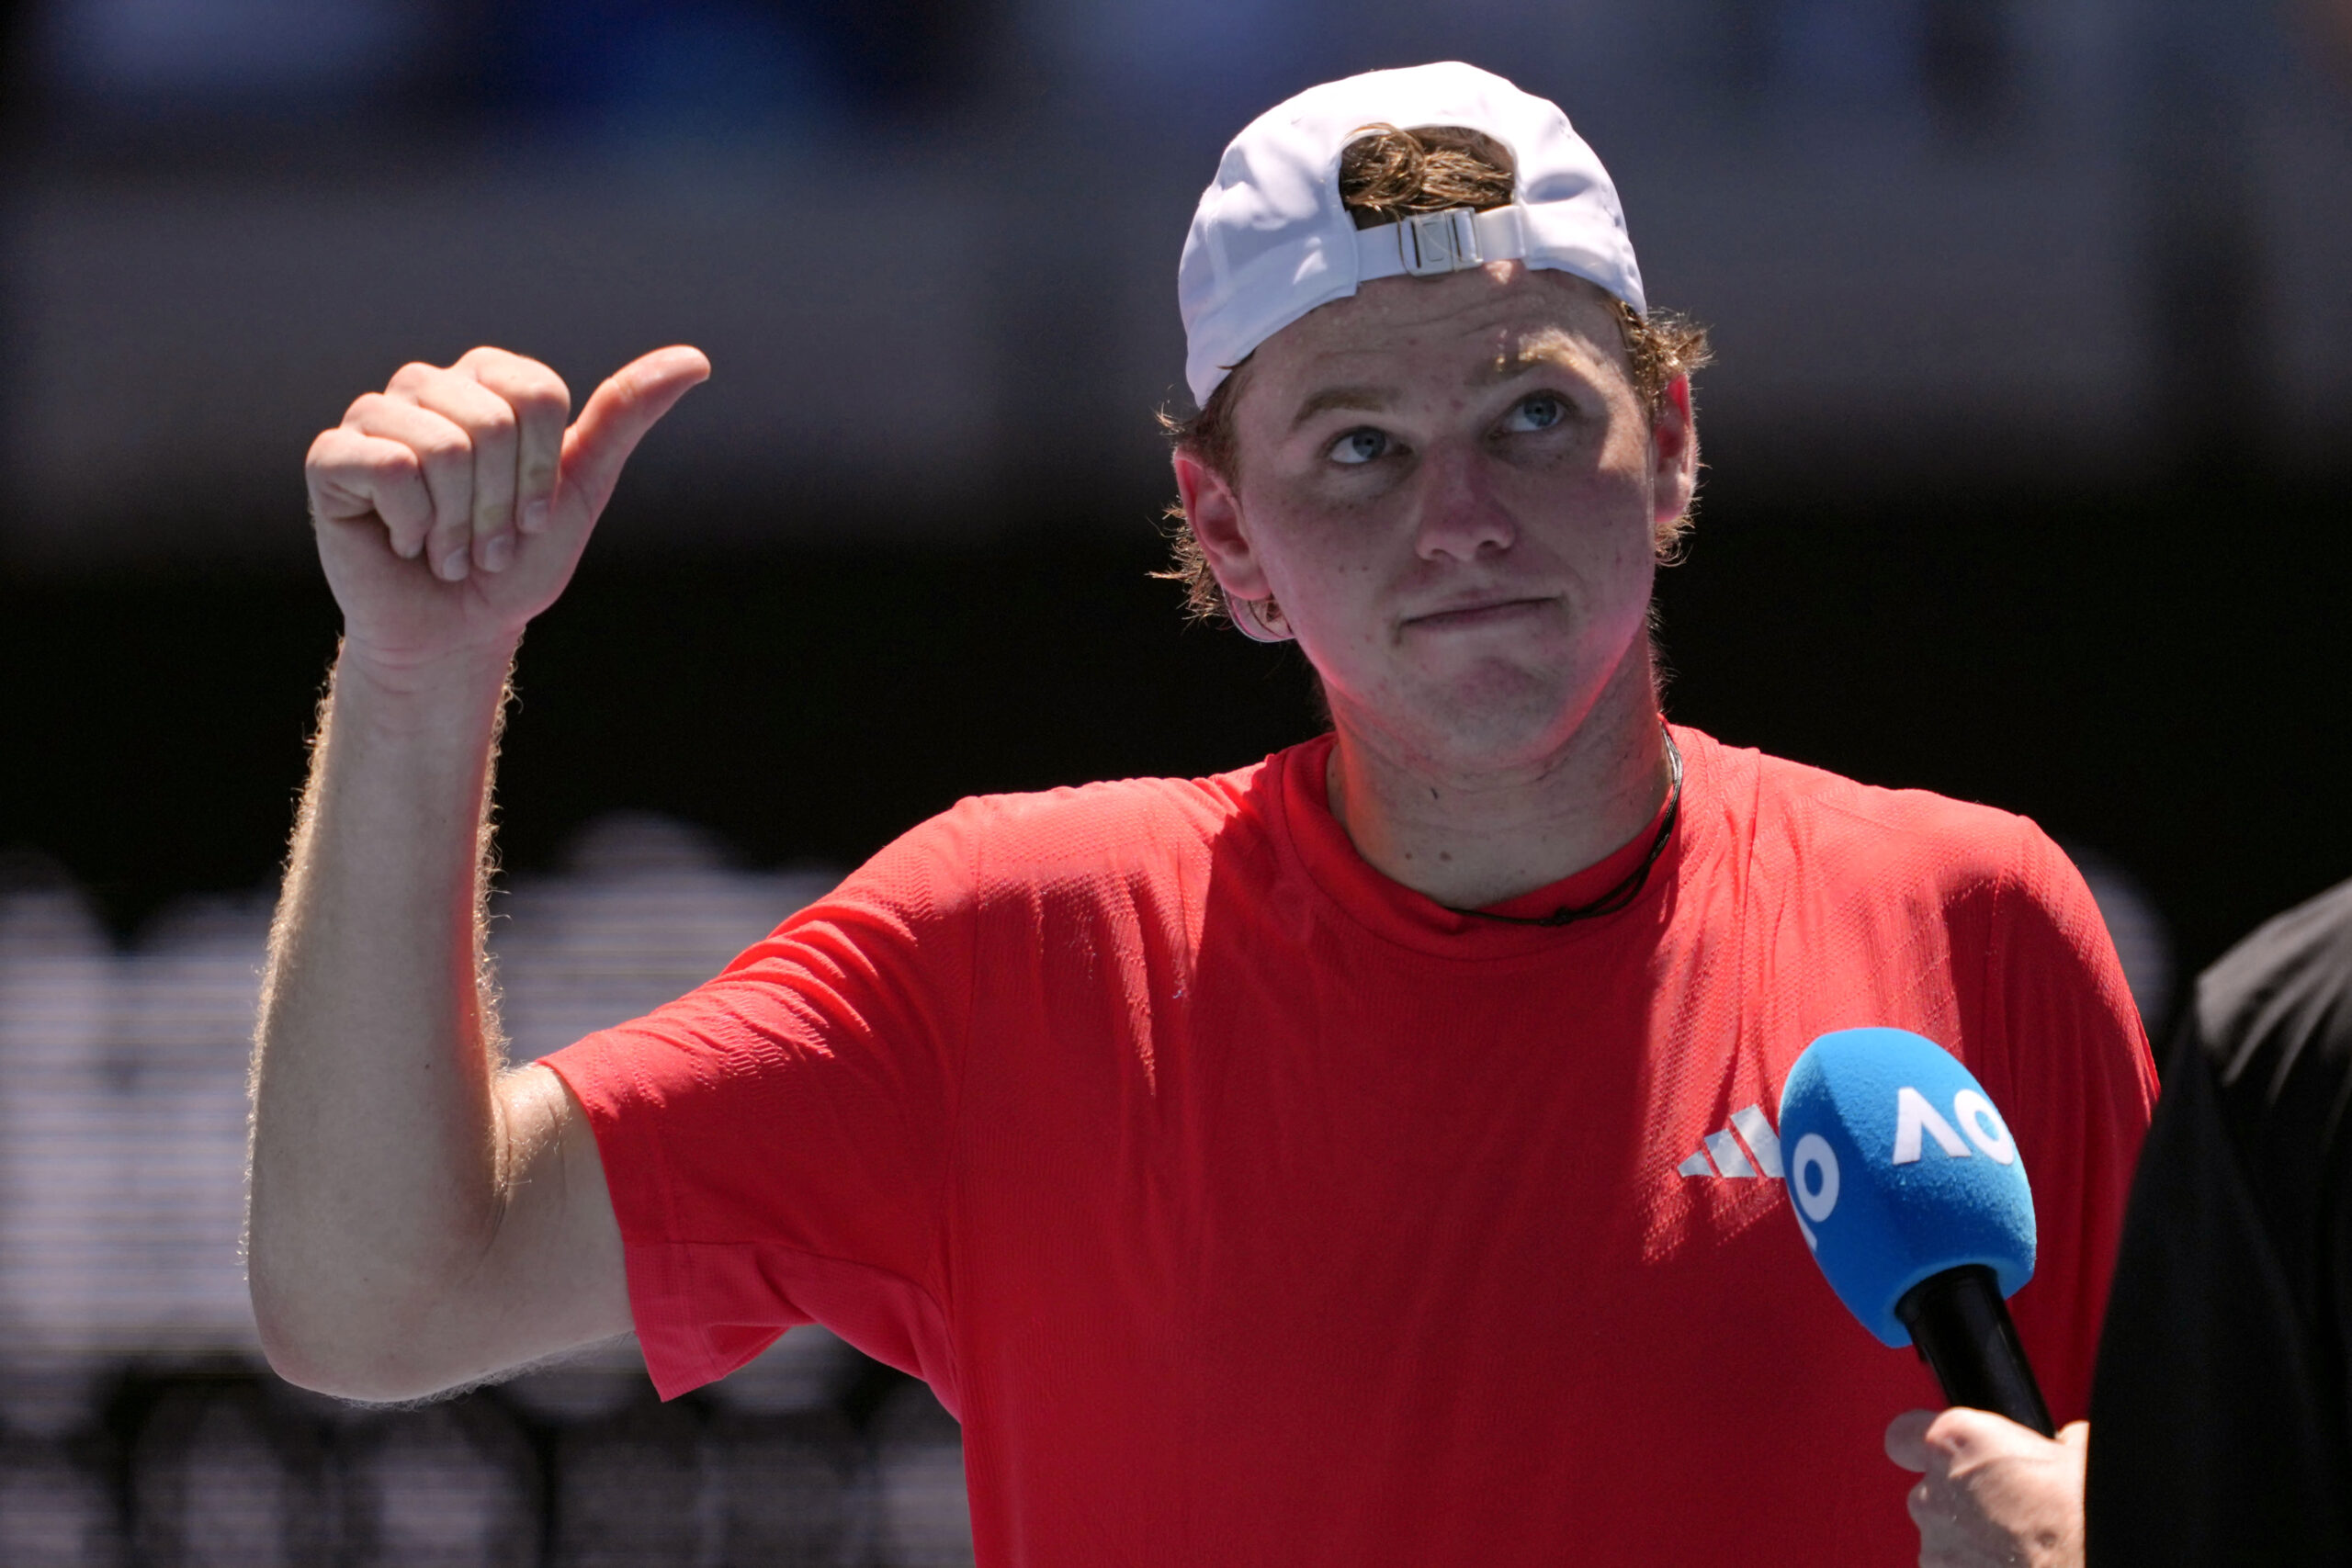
1159, 123, 1713, 626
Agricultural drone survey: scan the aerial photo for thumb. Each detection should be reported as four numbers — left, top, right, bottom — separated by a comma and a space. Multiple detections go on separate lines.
2058, 1420, 2090, 1455
559, 345, 712, 520
1884, 1408, 1938, 1472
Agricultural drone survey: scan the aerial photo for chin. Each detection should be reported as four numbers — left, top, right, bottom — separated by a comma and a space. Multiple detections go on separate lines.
1391, 682, 1595, 773
1319, 640, 1621, 762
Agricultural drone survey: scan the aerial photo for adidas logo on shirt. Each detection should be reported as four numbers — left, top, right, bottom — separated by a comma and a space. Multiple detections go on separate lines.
1675, 1104, 1784, 1179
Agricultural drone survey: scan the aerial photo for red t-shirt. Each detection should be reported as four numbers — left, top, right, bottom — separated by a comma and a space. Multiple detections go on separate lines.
547, 726, 2155, 1566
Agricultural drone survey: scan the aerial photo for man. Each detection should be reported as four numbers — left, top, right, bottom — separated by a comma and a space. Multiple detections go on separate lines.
2088, 877, 2352, 1561
250, 62, 2155, 1563
1895, 877, 2352, 1566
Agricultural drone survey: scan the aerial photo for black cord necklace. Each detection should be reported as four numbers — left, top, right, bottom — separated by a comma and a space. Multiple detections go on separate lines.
1444, 730, 1684, 929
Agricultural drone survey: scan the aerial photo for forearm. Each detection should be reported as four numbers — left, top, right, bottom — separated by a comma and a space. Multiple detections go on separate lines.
248, 641, 520, 1393
255, 342, 702, 1396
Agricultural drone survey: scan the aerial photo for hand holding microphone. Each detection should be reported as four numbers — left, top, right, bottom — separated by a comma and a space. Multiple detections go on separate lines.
1884, 1407, 2086, 1568
1780, 1028, 2085, 1566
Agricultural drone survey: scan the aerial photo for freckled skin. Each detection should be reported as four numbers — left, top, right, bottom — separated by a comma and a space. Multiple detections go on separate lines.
1175, 263, 1697, 908
1186, 265, 1679, 777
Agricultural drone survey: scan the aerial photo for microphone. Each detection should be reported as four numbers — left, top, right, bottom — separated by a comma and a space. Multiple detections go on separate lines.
1776, 1027, 2055, 1437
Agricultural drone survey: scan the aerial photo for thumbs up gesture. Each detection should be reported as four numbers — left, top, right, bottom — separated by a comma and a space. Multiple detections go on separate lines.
305, 344, 709, 676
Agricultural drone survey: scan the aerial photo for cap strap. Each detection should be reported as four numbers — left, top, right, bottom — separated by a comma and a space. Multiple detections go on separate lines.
1354, 205, 1528, 283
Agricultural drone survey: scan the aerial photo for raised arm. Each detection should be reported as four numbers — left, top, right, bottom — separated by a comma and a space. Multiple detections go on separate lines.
248, 344, 708, 1401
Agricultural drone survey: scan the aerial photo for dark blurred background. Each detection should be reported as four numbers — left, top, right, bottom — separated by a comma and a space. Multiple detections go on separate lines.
0, 0, 2347, 1561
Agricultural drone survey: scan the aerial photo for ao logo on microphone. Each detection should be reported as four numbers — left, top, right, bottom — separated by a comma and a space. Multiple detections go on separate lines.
1892, 1086, 2016, 1167
1789, 1131, 1841, 1226
1787, 1087, 2017, 1227
1776, 1027, 2038, 1346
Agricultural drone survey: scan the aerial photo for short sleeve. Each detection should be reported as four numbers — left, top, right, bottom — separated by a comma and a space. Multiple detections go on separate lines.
542, 807, 978, 1408
1959, 821, 2158, 1425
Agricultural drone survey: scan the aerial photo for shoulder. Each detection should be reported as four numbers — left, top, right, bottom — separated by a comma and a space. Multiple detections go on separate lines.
1687, 727, 2054, 892
1682, 728, 2117, 990
942, 757, 1272, 873
951, 765, 1264, 859
2193, 875, 2352, 1079
832, 751, 1284, 916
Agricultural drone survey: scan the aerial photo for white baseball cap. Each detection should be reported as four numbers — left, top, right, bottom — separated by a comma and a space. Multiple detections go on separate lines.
1178, 62, 1646, 409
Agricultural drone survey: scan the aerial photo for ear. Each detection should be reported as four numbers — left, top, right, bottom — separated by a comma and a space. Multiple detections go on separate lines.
1171, 447, 1272, 604
1649, 375, 1699, 528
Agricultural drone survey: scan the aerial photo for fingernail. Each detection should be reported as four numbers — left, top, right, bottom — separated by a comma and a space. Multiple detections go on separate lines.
481, 534, 514, 572
521, 499, 550, 535
439, 547, 470, 581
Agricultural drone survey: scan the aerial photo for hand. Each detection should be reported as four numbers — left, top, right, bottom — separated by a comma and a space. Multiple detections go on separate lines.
1886, 1408, 2086, 1568
305, 344, 710, 679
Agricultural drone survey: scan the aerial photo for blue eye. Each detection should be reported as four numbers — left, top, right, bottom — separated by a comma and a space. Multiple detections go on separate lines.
1329, 428, 1390, 466
1505, 393, 1566, 433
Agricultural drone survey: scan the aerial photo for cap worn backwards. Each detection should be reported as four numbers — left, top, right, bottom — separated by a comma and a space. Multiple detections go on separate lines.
1177, 61, 1646, 409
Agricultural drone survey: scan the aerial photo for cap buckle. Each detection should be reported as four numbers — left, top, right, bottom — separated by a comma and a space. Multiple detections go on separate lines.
1399, 209, 1483, 276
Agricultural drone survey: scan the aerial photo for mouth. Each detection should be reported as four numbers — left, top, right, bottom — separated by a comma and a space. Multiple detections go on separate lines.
1400, 594, 1559, 632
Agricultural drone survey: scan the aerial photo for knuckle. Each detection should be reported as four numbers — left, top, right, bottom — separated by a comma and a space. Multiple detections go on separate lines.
467, 401, 517, 445
514, 379, 571, 422
389, 361, 442, 391
468, 346, 571, 405
413, 427, 469, 467
599, 369, 645, 409
1925, 1410, 1974, 1448
515, 358, 569, 396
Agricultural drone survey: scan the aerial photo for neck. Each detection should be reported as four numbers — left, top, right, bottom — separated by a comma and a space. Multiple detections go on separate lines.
1325, 644, 1671, 910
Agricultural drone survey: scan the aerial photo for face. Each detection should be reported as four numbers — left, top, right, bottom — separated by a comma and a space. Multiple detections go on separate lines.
1175, 264, 1697, 775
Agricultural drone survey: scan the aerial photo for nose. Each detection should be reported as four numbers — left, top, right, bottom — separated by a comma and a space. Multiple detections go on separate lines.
1410, 439, 1515, 562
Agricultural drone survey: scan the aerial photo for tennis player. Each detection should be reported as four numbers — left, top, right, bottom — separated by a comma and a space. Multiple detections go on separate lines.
250, 62, 2154, 1564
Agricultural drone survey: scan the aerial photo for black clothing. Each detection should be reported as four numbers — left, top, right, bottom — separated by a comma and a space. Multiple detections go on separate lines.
2087, 877, 2352, 1564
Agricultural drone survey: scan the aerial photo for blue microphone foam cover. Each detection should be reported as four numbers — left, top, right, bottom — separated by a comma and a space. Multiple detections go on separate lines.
1776, 1027, 2036, 1347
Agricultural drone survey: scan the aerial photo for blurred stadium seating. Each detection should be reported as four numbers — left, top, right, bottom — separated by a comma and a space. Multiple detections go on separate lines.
2, 0, 2345, 560
0, 815, 976, 1565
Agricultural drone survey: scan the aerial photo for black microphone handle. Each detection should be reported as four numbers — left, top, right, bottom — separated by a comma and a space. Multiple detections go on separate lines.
1893, 1264, 2056, 1438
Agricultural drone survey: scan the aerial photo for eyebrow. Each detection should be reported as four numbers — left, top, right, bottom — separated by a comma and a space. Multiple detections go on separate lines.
1283, 335, 1604, 432
1477, 333, 1590, 387
1287, 384, 1393, 432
